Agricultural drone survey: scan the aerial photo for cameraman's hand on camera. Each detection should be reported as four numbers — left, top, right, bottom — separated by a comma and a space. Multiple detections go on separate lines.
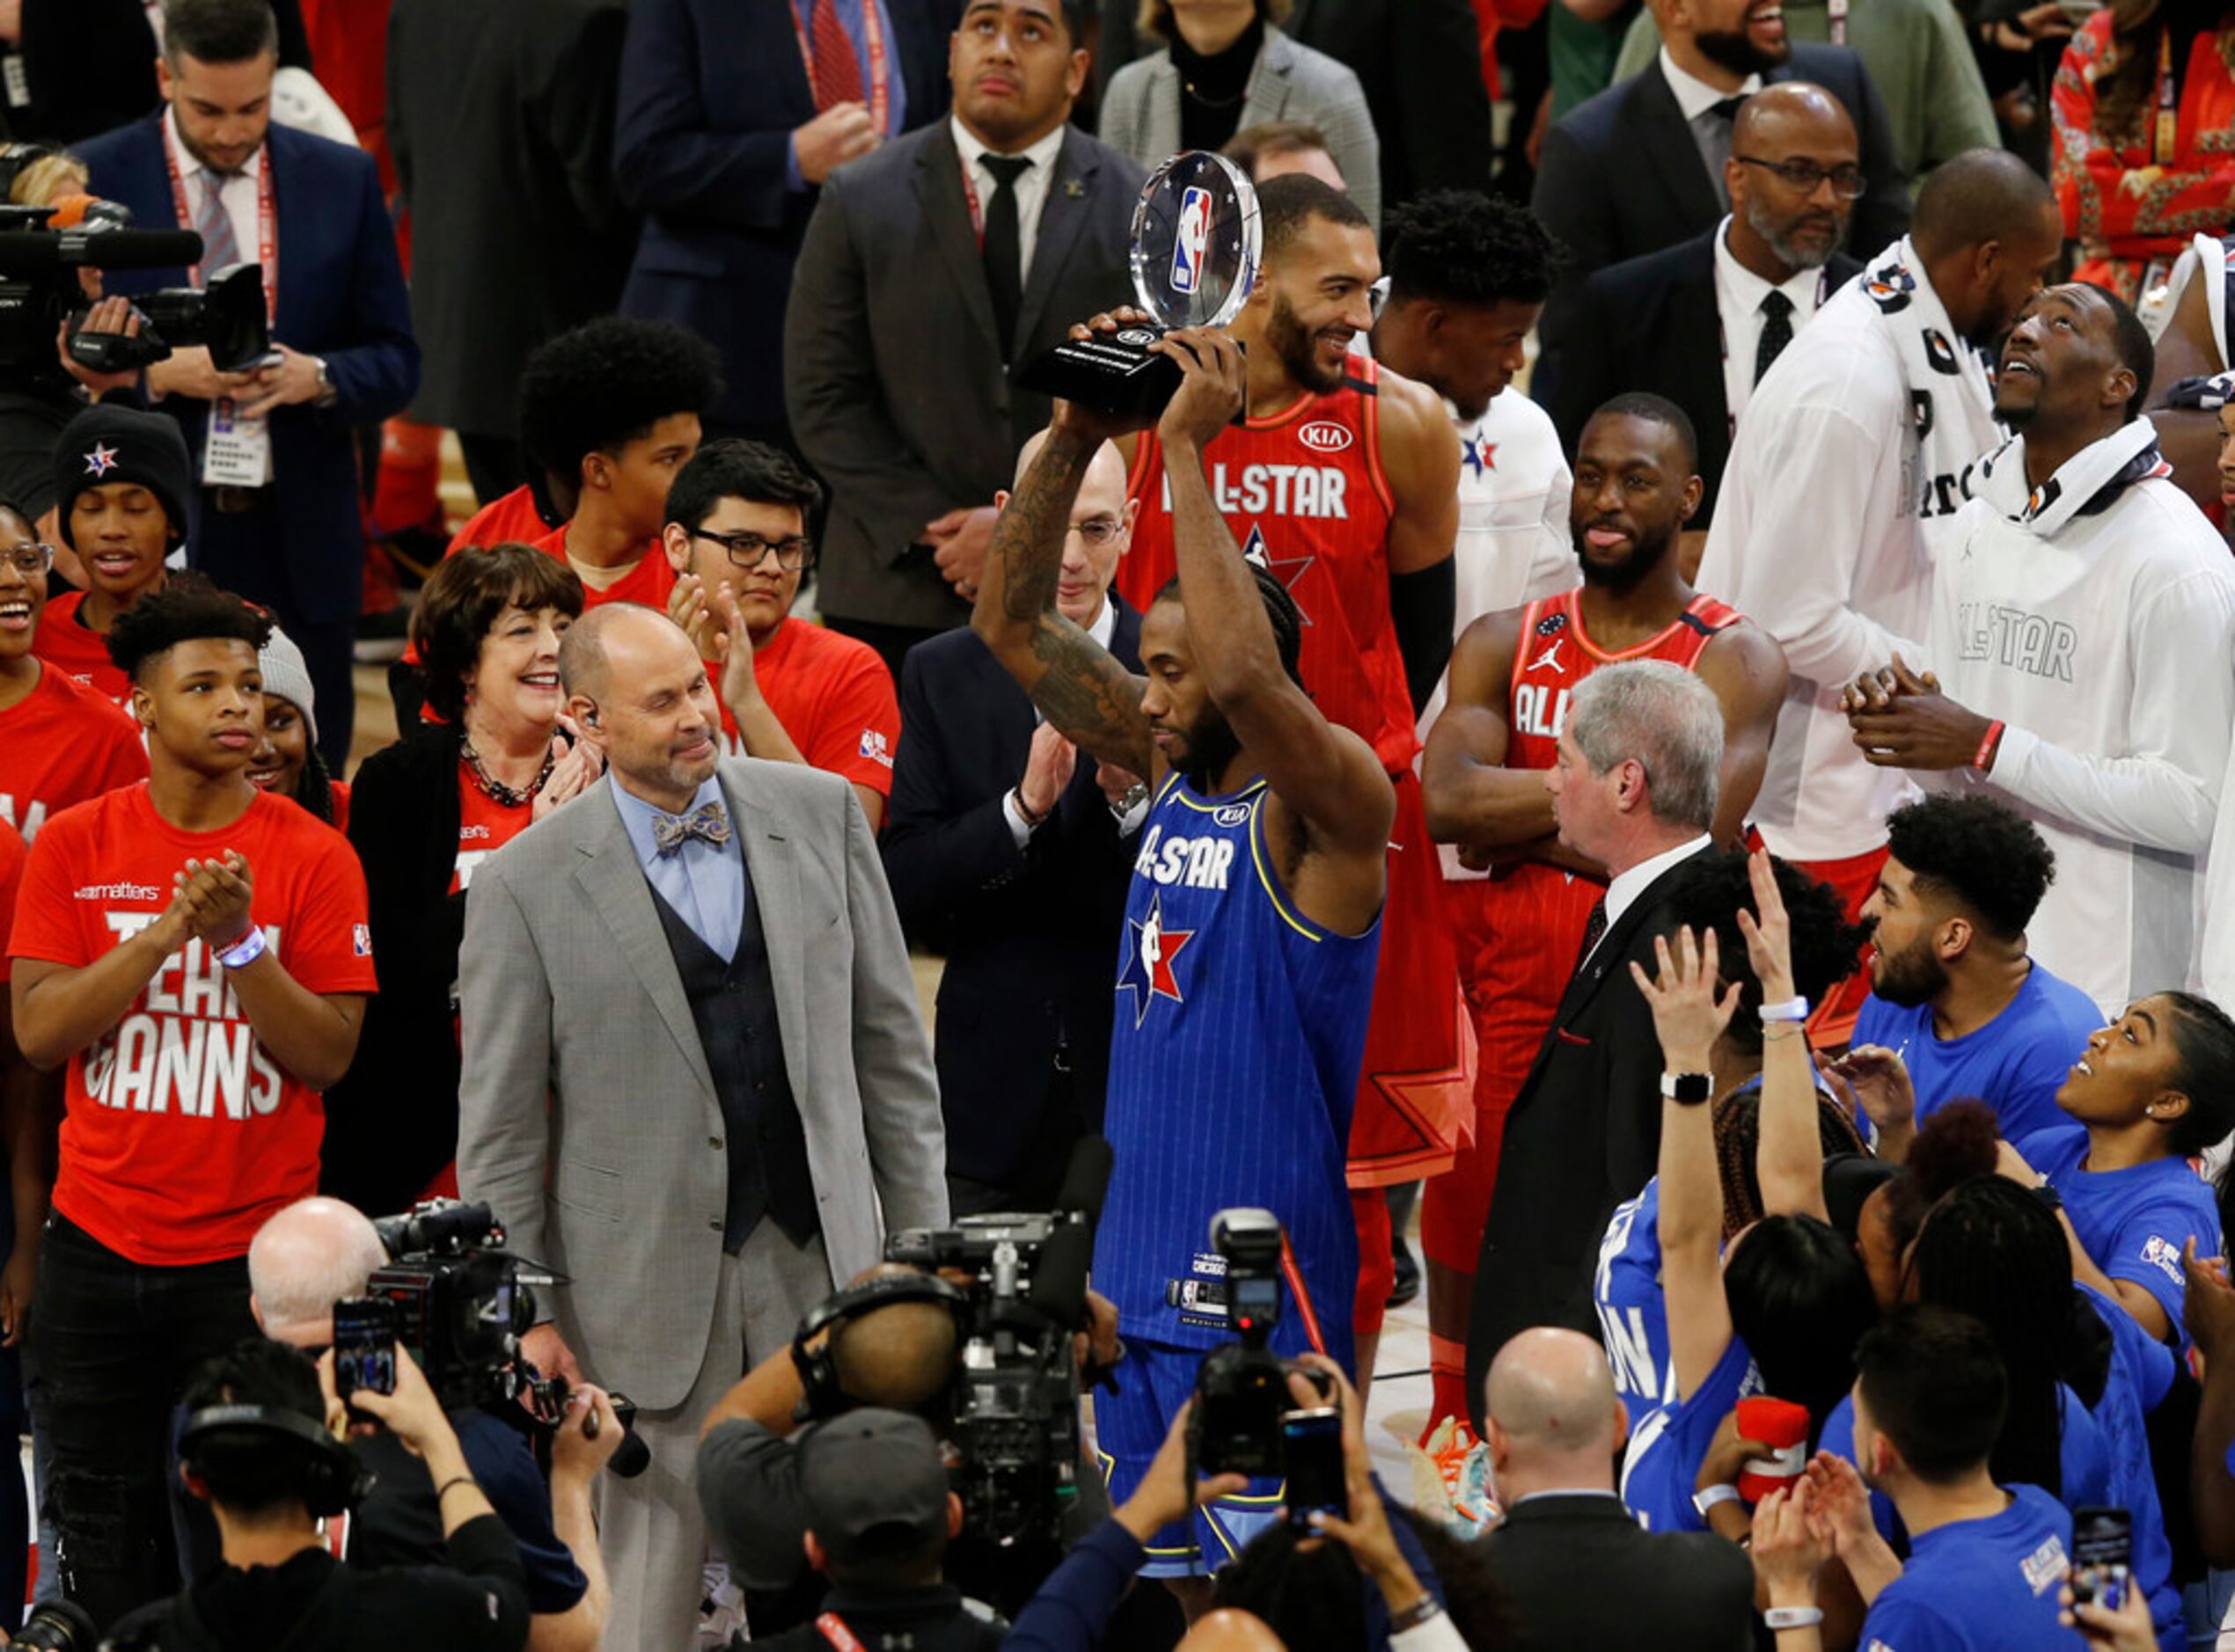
58, 296, 143, 400
1114, 1399, 1249, 1546
1289, 1353, 1432, 1619
1074, 1289, 1121, 1379
522, 1321, 583, 1390
549, 1382, 625, 1486
147, 345, 260, 406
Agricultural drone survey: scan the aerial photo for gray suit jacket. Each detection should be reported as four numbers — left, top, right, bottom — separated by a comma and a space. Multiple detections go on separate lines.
785, 120, 1143, 633
1098, 27, 1381, 230
456, 761, 947, 1411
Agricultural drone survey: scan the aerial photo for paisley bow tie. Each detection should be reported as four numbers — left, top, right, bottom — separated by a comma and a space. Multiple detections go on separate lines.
652, 800, 730, 856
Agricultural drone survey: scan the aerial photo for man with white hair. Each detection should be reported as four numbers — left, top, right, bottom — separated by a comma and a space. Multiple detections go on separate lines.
243, 1197, 620, 1652
1475, 1328, 1754, 1648
1462, 660, 1724, 1421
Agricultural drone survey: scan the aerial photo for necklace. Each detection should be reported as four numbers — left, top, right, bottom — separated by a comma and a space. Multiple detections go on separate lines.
460, 736, 554, 808
1181, 77, 1249, 108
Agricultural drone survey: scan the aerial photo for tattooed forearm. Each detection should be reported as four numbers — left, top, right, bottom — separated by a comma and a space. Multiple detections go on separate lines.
989, 427, 1097, 626
1027, 617, 1154, 776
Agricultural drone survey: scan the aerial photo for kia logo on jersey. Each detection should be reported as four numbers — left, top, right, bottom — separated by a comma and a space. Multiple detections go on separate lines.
1297, 420, 1354, 454
1169, 186, 1212, 296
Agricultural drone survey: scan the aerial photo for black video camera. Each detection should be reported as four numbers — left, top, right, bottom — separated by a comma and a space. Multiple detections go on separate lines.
0, 201, 269, 375
333, 1200, 546, 1412
1190, 1208, 1331, 1478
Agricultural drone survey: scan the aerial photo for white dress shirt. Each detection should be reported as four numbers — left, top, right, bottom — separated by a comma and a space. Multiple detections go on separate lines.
1658, 48, 1761, 207
1588, 832, 1712, 963
1003, 596, 1121, 845
165, 105, 262, 278
950, 115, 1068, 285
1711, 215, 1829, 427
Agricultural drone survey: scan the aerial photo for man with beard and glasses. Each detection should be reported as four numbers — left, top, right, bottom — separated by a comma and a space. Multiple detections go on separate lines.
1843, 281, 2235, 1020
1842, 797, 2104, 1159
1701, 148, 2061, 1046
1112, 172, 1468, 1391
971, 323, 1393, 1588
1530, 0, 1909, 355
1539, 84, 1866, 542
1421, 392, 1785, 1427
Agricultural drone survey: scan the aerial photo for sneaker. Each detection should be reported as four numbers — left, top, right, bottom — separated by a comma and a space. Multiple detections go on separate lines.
1387, 1236, 1421, 1309
1409, 1416, 1500, 1536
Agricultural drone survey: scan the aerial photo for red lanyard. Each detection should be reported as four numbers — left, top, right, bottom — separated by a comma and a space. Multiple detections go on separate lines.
1828, 0, 1848, 46
162, 121, 277, 324
816, 1613, 866, 1652
2155, 26, 2180, 167
791, 0, 891, 136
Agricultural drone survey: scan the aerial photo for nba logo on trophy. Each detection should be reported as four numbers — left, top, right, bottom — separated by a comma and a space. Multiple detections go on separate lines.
1169, 186, 1212, 295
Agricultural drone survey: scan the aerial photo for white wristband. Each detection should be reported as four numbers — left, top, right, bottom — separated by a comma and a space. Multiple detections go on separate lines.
215, 926, 267, 969
1692, 1482, 1743, 1517
1764, 1606, 1823, 1630
1758, 995, 1810, 1023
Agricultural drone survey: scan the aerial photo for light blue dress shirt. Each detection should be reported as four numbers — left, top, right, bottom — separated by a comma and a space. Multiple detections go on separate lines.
612, 777, 746, 958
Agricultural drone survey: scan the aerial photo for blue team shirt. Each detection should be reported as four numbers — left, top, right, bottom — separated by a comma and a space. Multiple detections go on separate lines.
1619, 1334, 1760, 1532
2016, 1126, 2222, 1346
1595, 1177, 1670, 1430
1850, 963, 2102, 1144
2077, 1283, 2184, 1652
1094, 775, 1379, 1371
1859, 1484, 2084, 1650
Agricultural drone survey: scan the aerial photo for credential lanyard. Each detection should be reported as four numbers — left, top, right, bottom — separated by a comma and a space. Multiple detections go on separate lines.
2156, 26, 2180, 167
791, 0, 891, 136
1828, 0, 1849, 46
816, 1612, 868, 1652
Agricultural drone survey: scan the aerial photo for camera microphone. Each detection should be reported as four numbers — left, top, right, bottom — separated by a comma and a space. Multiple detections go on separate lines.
1052, 1135, 1114, 1233
1028, 1218, 1093, 1333
0, 227, 205, 272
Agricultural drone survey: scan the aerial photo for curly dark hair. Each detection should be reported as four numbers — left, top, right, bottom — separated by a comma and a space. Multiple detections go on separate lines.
1884, 795, 2055, 942
410, 545, 587, 724
1385, 189, 1559, 310
1881, 1098, 2004, 1262
1662, 849, 1870, 1055
517, 317, 723, 484
106, 571, 270, 685
664, 438, 824, 535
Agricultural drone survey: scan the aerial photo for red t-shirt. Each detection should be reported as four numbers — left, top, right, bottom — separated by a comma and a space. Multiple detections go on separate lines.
721, 618, 900, 796
29, 592, 130, 707
0, 817, 22, 984
529, 522, 673, 611
445, 486, 551, 556
0, 664, 149, 844
328, 779, 351, 835
449, 763, 538, 894
7, 784, 378, 1265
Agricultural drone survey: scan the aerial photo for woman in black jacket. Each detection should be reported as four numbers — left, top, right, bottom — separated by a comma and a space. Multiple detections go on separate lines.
322, 546, 596, 1215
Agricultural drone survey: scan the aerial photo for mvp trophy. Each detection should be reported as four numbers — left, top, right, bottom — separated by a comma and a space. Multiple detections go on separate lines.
1020, 150, 1262, 415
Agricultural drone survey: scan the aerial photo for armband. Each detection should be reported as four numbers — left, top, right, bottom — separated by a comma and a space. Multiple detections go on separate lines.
216, 927, 267, 969
1764, 1607, 1824, 1630
1758, 996, 1809, 1024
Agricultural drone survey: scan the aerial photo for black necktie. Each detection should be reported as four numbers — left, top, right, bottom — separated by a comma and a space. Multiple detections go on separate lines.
981, 154, 1031, 361
1576, 897, 1609, 974
1708, 94, 1748, 121
1755, 289, 1795, 386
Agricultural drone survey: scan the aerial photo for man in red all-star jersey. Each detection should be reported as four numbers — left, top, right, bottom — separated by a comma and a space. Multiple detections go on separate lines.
1108, 172, 1463, 1387
1421, 392, 1787, 1431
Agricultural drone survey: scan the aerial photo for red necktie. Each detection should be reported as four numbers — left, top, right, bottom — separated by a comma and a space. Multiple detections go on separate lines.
810, 0, 865, 110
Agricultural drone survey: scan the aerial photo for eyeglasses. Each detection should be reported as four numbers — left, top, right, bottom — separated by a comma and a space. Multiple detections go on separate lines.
0, 543, 54, 577
691, 530, 816, 572
1734, 156, 1867, 200
1069, 516, 1125, 547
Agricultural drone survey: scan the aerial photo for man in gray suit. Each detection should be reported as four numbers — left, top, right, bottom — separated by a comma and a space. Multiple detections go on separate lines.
457, 603, 947, 1651
785, 0, 1145, 683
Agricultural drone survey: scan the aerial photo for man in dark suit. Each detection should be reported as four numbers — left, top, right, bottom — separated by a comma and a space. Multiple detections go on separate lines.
615, 0, 954, 452
787, 0, 1142, 683
74, 0, 418, 769
1463, 655, 1721, 1420
1538, 84, 1866, 535
387, 0, 637, 506
1476, 1327, 1755, 1651
1531, 0, 1909, 357
882, 433, 1141, 1215
1092, 0, 1492, 210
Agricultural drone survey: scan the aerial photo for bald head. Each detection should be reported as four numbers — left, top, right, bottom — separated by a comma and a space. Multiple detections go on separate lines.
1177, 1610, 1288, 1652
1484, 1327, 1621, 1456
830, 1278, 961, 1413
1013, 428, 1128, 500
1911, 147, 2058, 262
558, 600, 688, 699
1733, 82, 1853, 151
249, 1197, 387, 1349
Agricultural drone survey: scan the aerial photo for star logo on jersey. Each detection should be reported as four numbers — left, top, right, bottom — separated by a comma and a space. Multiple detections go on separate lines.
1528, 636, 1566, 675
1238, 523, 1315, 625
1117, 891, 1195, 1027
83, 442, 120, 477
1462, 436, 1497, 479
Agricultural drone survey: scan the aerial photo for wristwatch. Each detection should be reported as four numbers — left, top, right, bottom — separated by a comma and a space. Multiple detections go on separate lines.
311, 355, 336, 407
1660, 1071, 1713, 1107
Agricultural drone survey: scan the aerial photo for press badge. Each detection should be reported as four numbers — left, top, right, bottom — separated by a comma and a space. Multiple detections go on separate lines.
203, 398, 272, 487
3, 56, 27, 110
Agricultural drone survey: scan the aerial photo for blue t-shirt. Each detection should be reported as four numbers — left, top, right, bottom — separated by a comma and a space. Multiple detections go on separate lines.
1859, 1483, 2085, 1650
2077, 1283, 2184, 1652
1618, 1334, 1760, 1533
2017, 1126, 2222, 1347
1594, 1177, 1669, 1430
1851, 963, 2102, 1144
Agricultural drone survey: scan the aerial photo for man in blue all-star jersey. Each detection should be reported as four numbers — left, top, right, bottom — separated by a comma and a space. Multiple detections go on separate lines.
972, 311, 1396, 1585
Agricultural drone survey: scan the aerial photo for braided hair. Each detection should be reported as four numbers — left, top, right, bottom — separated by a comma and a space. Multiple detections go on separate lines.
1712, 1088, 1868, 1241
1152, 566, 1307, 688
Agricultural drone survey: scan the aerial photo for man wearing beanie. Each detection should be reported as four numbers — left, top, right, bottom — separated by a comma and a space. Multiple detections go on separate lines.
31, 405, 192, 705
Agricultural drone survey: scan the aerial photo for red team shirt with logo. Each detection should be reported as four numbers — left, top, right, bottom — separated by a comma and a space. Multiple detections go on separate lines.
714, 618, 901, 795
30, 593, 131, 705
450, 767, 536, 895
6, 785, 378, 1265
526, 523, 675, 612
0, 664, 149, 844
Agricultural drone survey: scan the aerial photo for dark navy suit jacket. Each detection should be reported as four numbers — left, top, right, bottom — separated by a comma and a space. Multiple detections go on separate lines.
614, 0, 955, 435
72, 115, 419, 625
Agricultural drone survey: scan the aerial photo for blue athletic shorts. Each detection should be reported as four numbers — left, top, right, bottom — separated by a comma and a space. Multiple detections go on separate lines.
1095, 1336, 1286, 1575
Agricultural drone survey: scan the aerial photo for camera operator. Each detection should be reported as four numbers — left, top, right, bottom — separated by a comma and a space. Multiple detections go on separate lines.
234, 1196, 619, 1652
106, 1336, 530, 1651
696, 1263, 1119, 1634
